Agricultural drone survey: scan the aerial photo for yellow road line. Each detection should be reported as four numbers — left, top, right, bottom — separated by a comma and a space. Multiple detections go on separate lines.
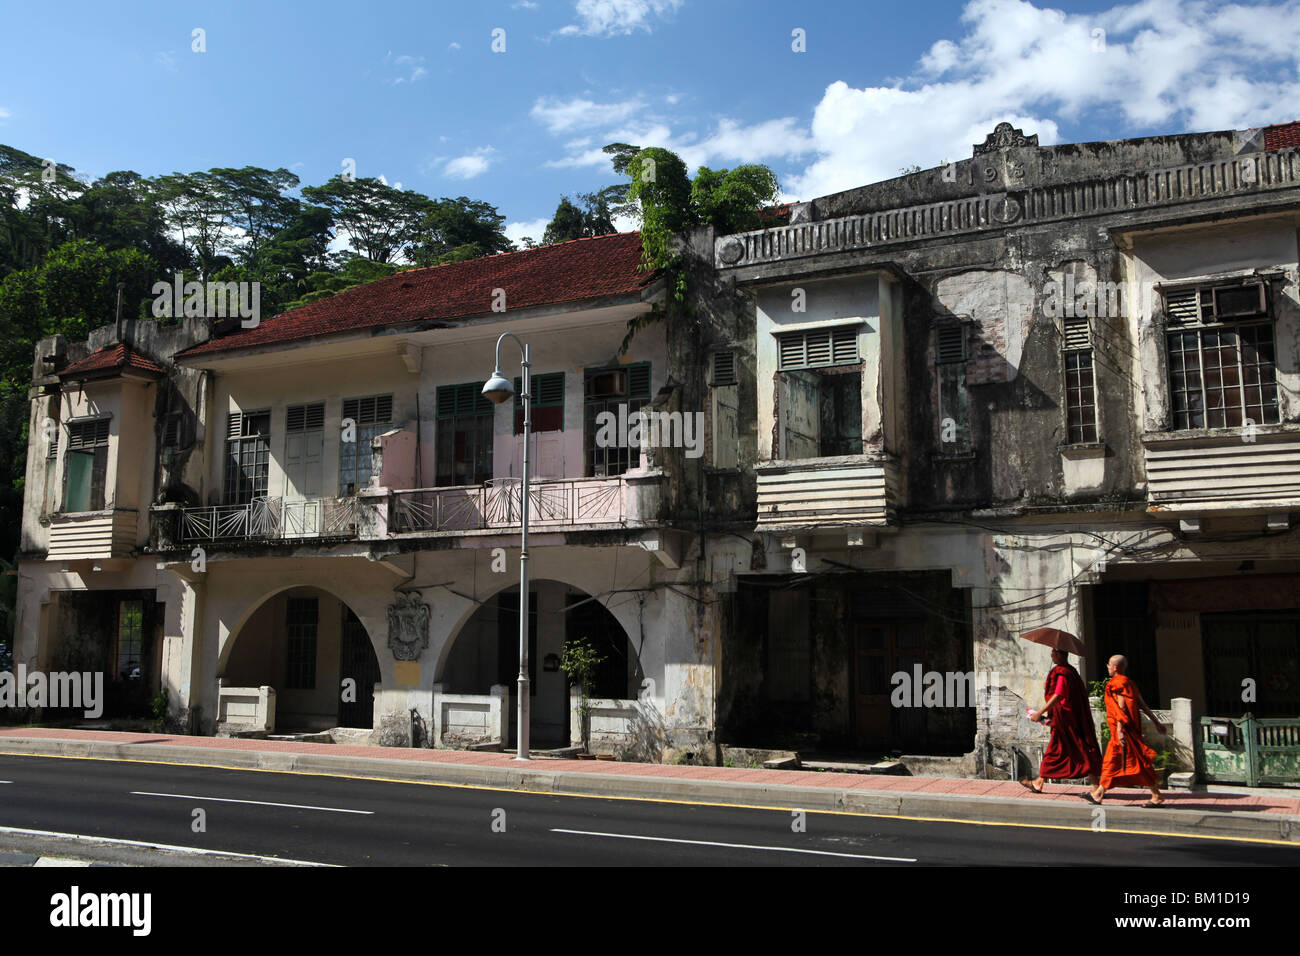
1, 748, 1296, 849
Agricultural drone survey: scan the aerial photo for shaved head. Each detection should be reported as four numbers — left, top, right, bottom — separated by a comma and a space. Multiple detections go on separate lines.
1109, 655, 1128, 672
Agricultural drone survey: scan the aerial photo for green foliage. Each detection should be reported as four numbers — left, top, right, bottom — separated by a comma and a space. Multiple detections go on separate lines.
1088, 679, 1109, 700
560, 636, 606, 751
151, 687, 170, 731
541, 187, 624, 245
1152, 749, 1177, 771
611, 144, 780, 351
408, 195, 511, 266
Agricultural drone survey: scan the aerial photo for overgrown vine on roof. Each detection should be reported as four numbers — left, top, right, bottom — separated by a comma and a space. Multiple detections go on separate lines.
603, 144, 780, 354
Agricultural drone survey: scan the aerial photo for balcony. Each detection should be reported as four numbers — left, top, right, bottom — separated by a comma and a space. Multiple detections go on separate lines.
1143, 428, 1300, 514
47, 509, 138, 560
755, 455, 900, 532
151, 497, 362, 549
382, 476, 651, 536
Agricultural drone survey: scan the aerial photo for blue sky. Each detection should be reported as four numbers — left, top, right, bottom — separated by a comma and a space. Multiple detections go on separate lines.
3, 0, 1298, 247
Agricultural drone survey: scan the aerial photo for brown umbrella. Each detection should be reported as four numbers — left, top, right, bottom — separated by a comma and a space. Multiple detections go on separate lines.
1019, 627, 1087, 658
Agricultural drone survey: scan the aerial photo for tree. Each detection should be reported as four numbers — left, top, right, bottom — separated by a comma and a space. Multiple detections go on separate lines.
156, 171, 238, 280
301, 176, 430, 263
541, 187, 622, 245
406, 196, 511, 267
206, 166, 302, 260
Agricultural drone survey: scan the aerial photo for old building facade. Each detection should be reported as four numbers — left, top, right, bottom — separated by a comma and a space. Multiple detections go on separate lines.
13, 119, 1300, 777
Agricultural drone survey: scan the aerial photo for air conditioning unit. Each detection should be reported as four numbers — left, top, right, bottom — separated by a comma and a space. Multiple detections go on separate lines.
1211, 281, 1267, 320
585, 369, 625, 399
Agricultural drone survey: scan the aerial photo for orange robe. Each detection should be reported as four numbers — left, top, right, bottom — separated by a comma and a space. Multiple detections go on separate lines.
1099, 672, 1157, 789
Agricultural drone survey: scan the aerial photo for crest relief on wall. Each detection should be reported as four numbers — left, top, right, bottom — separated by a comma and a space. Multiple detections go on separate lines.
387, 592, 430, 661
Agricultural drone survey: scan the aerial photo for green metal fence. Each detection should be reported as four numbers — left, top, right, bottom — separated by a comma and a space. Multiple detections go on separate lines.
1197, 714, 1300, 786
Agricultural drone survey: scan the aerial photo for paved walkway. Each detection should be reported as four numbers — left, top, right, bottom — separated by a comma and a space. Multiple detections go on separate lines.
4, 727, 1298, 818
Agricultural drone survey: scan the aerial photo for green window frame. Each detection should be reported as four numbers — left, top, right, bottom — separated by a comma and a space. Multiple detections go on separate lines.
436, 382, 495, 486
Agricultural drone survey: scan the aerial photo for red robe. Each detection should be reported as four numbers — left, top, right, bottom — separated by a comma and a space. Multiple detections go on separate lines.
1099, 672, 1157, 789
1038, 663, 1102, 780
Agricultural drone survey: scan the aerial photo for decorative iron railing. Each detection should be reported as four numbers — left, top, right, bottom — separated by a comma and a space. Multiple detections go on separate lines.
179, 496, 360, 543
390, 477, 626, 534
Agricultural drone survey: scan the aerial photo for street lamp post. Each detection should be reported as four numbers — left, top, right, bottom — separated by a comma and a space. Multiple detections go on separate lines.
481, 332, 530, 760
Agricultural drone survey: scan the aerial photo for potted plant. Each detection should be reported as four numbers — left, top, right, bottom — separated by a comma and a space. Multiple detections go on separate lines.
560, 636, 605, 755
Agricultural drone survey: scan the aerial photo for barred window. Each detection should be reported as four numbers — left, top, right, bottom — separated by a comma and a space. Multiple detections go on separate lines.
585, 363, 651, 477
285, 597, 318, 690
436, 383, 494, 486
340, 395, 393, 495
224, 410, 270, 504
1063, 317, 1098, 444
1164, 282, 1280, 430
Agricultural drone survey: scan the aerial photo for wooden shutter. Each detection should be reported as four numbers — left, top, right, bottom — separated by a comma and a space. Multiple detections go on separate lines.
711, 350, 737, 386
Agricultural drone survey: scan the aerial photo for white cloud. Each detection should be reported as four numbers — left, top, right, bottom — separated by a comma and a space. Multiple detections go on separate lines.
383, 52, 428, 85
558, 0, 684, 37
786, 0, 1300, 199
505, 218, 551, 247
512, 0, 540, 8
0, 106, 10, 123
541, 114, 813, 173
445, 147, 497, 179
531, 95, 645, 133
154, 51, 178, 72
448, 42, 461, 52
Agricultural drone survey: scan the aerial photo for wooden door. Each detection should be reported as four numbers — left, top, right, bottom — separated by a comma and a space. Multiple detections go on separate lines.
854, 622, 891, 745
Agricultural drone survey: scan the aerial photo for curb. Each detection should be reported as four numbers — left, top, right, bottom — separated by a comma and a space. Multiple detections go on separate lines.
3, 737, 1296, 846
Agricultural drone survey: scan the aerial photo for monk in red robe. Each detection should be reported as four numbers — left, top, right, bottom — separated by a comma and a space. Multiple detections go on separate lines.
1021, 648, 1101, 792
1087, 655, 1165, 806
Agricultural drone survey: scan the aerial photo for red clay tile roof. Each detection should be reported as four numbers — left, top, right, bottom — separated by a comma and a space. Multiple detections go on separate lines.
59, 343, 166, 379
1264, 120, 1300, 151
180, 231, 656, 358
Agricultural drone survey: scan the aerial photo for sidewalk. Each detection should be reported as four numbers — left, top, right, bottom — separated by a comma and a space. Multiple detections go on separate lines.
3, 727, 1298, 845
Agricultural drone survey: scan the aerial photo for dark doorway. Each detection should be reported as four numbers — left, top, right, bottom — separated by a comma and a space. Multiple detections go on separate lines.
565, 596, 637, 700
338, 607, 380, 728
1092, 582, 1159, 703
1202, 612, 1300, 718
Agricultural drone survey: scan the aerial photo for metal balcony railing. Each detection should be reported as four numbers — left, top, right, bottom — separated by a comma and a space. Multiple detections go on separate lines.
179, 496, 361, 543
390, 477, 626, 534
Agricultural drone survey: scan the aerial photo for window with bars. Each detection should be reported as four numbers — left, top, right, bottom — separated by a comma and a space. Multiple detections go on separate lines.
117, 600, 143, 681
64, 417, 110, 512
513, 371, 564, 434
934, 324, 970, 454
585, 362, 651, 477
1163, 282, 1280, 430
436, 383, 494, 486
285, 597, 318, 690
224, 410, 270, 504
1062, 317, 1098, 444
777, 327, 860, 370
339, 395, 393, 495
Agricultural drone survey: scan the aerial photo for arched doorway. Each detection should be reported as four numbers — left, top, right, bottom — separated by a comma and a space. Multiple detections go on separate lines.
221, 586, 381, 731
439, 581, 641, 748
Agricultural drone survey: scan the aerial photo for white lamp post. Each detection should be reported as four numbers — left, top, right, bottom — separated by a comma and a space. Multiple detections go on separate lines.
482, 332, 530, 760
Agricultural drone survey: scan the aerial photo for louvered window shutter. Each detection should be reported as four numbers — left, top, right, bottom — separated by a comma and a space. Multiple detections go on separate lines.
1063, 317, 1091, 350
627, 363, 651, 398
936, 324, 966, 364
711, 350, 737, 386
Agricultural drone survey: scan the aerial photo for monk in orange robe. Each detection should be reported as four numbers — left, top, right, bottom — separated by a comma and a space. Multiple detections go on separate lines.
1087, 655, 1165, 806
1021, 648, 1101, 792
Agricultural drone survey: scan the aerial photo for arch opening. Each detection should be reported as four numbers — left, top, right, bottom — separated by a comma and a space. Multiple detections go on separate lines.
220, 586, 381, 732
439, 580, 642, 748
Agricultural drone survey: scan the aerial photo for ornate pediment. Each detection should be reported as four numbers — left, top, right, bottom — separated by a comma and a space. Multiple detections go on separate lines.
973, 122, 1039, 155
387, 592, 430, 661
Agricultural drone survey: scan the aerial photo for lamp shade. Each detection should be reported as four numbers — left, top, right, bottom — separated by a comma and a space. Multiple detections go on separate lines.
482, 370, 515, 405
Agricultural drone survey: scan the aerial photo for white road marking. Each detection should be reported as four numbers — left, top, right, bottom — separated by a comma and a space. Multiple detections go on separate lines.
130, 791, 373, 814
0, 825, 337, 866
0, 781, 11, 784
551, 828, 917, 861
34, 858, 89, 867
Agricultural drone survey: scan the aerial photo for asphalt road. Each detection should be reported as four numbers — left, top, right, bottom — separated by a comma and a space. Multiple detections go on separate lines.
1, 753, 1296, 866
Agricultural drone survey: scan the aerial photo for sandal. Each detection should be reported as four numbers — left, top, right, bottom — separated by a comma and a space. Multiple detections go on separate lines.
1083, 792, 1102, 805
1143, 801, 1166, 808
1018, 779, 1044, 794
